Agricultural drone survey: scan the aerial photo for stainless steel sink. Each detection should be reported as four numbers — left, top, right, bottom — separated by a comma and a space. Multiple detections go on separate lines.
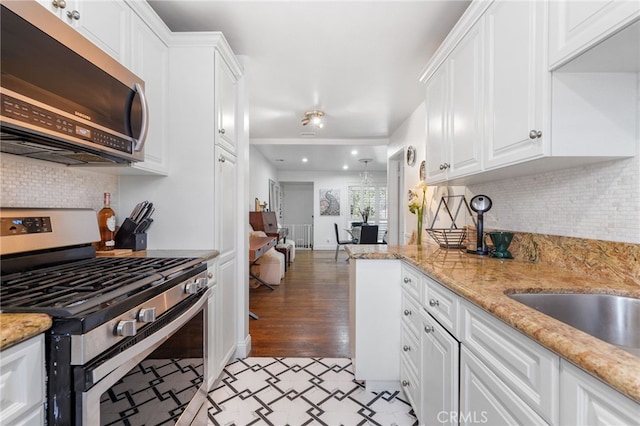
507, 293, 640, 356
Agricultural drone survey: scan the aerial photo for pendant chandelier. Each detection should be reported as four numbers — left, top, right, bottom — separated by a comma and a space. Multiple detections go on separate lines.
359, 158, 372, 186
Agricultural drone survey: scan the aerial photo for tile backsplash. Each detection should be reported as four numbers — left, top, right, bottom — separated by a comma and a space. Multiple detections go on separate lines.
1, 155, 118, 213
468, 156, 640, 244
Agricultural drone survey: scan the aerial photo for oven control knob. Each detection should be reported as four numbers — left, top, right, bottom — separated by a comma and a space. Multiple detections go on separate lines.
116, 320, 137, 337
138, 307, 156, 323
196, 277, 208, 289
185, 281, 199, 294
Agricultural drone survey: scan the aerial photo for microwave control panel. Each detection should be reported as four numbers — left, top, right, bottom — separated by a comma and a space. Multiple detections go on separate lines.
1, 93, 132, 154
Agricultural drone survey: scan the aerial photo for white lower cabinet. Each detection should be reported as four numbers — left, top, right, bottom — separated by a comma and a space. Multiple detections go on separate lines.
391, 260, 640, 426
560, 360, 640, 426
0, 335, 45, 426
216, 256, 237, 376
460, 346, 547, 425
420, 310, 459, 426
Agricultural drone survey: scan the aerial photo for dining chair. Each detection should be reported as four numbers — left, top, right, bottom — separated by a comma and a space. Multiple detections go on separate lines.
358, 225, 380, 244
334, 223, 353, 261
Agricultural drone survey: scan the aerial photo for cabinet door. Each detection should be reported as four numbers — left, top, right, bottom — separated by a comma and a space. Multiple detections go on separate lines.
130, 14, 169, 175
216, 256, 237, 374
425, 65, 449, 184
560, 360, 640, 426
71, 0, 131, 64
215, 146, 237, 256
448, 20, 483, 179
549, 0, 640, 69
420, 314, 459, 426
0, 335, 45, 426
216, 54, 237, 153
460, 347, 547, 426
484, 0, 546, 169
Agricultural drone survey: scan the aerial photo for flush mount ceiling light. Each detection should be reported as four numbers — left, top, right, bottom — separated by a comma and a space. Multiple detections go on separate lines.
301, 110, 325, 128
359, 158, 373, 186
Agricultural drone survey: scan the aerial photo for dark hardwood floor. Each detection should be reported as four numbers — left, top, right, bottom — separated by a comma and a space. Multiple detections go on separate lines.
249, 250, 350, 357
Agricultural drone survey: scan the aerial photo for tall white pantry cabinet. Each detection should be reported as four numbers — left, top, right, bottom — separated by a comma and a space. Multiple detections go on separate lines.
117, 4, 245, 389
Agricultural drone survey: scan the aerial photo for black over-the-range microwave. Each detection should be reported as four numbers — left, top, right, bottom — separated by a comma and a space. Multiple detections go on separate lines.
0, 1, 148, 165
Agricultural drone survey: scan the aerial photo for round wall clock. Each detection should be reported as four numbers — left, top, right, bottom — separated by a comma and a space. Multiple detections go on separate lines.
406, 145, 416, 166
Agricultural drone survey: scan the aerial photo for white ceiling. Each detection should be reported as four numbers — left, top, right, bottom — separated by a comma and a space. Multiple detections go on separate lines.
147, 0, 470, 171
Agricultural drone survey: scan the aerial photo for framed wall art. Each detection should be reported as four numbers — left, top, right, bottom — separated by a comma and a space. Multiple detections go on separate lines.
319, 189, 340, 216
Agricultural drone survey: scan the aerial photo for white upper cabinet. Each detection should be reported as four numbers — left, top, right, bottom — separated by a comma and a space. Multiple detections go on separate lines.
215, 55, 238, 154
37, 0, 131, 64
425, 66, 448, 183
549, 0, 640, 70
483, 0, 546, 170
420, 0, 638, 185
425, 20, 484, 185
128, 11, 169, 175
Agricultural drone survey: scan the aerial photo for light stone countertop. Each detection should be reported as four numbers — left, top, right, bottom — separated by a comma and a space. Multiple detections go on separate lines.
346, 243, 640, 403
0, 313, 52, 350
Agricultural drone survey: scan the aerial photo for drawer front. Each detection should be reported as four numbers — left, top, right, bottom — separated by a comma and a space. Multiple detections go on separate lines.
423, 275, 459, 336
401, 263, 422, 300
0, 335, 45, 425
461, 301, 559, 424
401, 291, 421, 338
400, 358, 420, 418
401, 323, 420, 372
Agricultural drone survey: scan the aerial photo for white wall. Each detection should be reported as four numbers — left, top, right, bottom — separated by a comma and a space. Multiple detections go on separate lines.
278, 170, 386, 250
249, 145, 278, 211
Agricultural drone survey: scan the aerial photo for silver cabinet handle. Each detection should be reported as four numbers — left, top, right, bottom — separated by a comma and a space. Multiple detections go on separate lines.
116, 320, 137, 337
402, 380, 410, 387
403, 277, 411, 284
219, 128, 226, 134
529, 129, 542, 139
439, 163, 450, 170
403, 345, 411, 352
207, 272, 214, 280
137, 307, 156, 323
429, 299, 439, 307
66, 10, 80, 20
424, 325, 435, 334
52, 0, 66, 9
218, 155, 226, 163
403, 309, 412, 316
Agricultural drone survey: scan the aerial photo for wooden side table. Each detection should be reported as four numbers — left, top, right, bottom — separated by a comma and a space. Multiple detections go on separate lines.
275, 245, 290, 271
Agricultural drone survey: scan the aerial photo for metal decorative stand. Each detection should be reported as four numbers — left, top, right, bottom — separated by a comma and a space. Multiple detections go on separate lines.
427, 195, 475, 249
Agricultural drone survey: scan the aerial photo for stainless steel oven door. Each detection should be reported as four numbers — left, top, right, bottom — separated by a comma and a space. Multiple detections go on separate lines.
80, 288, 209, 426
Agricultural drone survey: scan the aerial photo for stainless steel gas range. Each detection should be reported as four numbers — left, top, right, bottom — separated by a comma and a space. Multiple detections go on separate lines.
0, 208, 209, 425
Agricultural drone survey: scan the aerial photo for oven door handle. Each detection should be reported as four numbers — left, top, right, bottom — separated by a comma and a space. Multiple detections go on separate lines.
81, 289, 209, 426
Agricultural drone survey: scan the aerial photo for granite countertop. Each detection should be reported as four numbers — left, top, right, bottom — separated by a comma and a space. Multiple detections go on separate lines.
0, 313, 52, 351
346, 243, 640, 403
125, 249, 219, 261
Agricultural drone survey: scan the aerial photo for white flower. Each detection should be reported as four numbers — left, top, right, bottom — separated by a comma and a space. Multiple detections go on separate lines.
408, 182, 427, 214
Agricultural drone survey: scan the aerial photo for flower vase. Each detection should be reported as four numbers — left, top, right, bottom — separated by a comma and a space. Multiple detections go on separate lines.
416, 209, 423, 245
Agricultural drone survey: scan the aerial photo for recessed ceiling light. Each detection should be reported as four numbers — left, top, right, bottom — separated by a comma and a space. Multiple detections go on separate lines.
302, 157, 308, 163
351, 150, 358, 155
343, 165, 349, 170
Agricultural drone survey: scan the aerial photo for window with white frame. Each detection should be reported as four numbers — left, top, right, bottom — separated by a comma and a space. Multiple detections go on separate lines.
348, 184, 387, 231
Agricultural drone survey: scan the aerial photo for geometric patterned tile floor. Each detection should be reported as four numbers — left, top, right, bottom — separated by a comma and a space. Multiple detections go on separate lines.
206, 358, 418, 426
